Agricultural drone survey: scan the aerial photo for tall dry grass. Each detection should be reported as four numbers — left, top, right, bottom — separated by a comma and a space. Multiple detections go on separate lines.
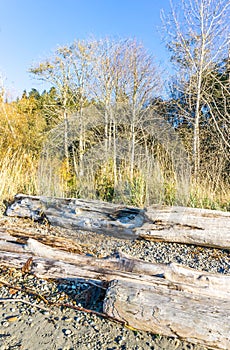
189, 179, 230, 211
0, 148, 229, 214
0, 148, 38, 213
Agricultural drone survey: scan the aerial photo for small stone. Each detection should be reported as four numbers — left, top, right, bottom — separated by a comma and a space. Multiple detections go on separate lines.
64, 329, 72, 336
43, 311, 49, 315
2, 321, 9, 327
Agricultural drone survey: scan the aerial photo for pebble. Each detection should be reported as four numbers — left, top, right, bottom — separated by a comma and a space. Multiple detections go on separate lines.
74, 316, 81, 322
43, 311, 50, 315
64, 329, 72, 336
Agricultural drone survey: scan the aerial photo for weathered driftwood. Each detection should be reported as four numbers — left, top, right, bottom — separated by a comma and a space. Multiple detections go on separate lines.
6, 194, 145, 239
0, 238, 230, 299
1, 256, 229, 350
0, 236, 230, 349
1, 237, 230, 298
104, 279, 230, 350
6, 194, 230, 249
0, 226, 85, 254
138, 206, 230, 249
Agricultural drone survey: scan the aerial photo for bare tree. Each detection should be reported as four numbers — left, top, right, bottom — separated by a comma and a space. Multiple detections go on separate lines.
30, 48, 77, 171
30, 41, 95, 178
91, 38, 116, 153
32, 37, 186, 205
161, 0, 230, 178
67, 40, 96, 176
122, 39, 160, 179
91, 38, 161, 186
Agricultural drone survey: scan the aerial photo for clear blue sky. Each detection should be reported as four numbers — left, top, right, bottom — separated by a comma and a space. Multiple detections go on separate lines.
0, 0, 172, 98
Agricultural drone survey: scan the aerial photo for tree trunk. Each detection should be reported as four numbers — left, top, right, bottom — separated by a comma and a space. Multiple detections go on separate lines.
130, 118, 136, 180
5, 194, 230, 249
78, 105, 84, 177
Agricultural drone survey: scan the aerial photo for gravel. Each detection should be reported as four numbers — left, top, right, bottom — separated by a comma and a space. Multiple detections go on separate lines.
67, 229, 230, 274
0, 216, 229, 349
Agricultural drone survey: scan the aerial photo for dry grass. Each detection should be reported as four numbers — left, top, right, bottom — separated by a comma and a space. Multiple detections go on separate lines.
0, 148, 38, 213
0, 148, 229, 214
189, 179, 230, 211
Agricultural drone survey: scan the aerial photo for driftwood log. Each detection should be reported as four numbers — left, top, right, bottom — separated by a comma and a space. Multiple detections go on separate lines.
0, 234, 230, 349
0, 238, 230, 299
104, 279, 230, 350
1, 195, 230, 348
5, 194, 230, 249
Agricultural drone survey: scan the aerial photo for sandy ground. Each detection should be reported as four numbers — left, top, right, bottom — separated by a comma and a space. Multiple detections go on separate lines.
0, 301, 209, 350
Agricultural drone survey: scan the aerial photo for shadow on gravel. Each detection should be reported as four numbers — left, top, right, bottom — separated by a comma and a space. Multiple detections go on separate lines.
56, 278, 108, 313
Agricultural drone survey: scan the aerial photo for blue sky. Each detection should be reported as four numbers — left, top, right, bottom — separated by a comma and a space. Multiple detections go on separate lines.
0, 0, 172, 98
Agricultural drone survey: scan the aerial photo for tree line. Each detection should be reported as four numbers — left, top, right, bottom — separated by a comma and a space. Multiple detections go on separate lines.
0, 0, 229, 210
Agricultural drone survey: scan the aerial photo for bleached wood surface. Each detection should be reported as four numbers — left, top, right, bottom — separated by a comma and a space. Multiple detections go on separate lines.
5, 194, 230, 249
1, 238, 230, 299
104, 279, 230, 350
